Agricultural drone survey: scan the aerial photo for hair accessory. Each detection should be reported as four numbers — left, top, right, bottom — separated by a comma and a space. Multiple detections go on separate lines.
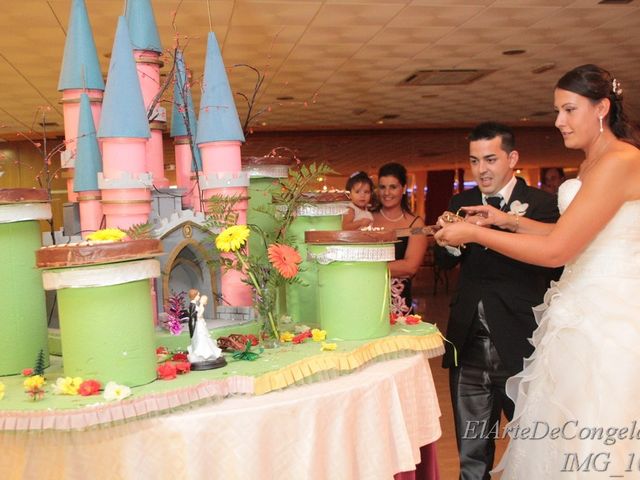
349, 171, 362, 178
612, 78, 623, 98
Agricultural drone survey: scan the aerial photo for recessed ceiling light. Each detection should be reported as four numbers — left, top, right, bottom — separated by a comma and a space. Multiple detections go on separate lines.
260, 122, 267, 126
502, 49, 526, 56
531, 62, 556, 74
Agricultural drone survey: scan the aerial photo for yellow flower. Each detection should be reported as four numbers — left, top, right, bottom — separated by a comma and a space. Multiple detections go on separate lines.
0, 381, 4, 400
23, 375, 46, 391
321, 342, 337, 351
86, 228, 127, 242
280, 331, 294, 342
311, 329, 327, 342
215, 225, 250, 252
53, 376, 83, 395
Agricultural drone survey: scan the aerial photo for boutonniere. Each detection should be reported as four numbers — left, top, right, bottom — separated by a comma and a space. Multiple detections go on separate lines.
509, 200, 528, 216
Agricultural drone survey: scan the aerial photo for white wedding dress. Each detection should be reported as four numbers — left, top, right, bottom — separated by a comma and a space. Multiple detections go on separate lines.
495, 179, 640, 479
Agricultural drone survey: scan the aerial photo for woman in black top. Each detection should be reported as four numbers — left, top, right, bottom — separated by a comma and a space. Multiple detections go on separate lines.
372, 163, 427, 315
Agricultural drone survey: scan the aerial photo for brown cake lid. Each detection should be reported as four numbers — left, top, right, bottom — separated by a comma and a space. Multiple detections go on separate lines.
305, 229, 397, 244
0, 188, 49, 204
36, 239, 164, 268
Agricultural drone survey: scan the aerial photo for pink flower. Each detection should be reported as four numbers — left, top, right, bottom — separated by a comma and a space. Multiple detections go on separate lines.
22, 368, 33, 377
157, 362, 177, 380
78, 379, 101, 396
267, 244, 302, 279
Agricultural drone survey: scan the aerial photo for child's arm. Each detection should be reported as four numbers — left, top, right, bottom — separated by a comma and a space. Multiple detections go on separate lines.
342, 209, 373, 230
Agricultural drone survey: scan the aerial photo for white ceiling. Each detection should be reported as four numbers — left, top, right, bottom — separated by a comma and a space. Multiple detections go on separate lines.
0, 0, 639, 138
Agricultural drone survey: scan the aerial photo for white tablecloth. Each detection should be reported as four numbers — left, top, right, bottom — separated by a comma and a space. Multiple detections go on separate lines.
2, 353, 441, 480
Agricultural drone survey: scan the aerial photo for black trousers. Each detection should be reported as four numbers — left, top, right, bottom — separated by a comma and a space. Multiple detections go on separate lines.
450, 332, 515, 480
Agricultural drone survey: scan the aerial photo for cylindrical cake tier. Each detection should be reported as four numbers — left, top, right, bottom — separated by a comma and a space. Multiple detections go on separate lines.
54, 273, 158, 387
286, 212, 345, 325
0, 220, 49, 375
307, 243, 394, 340
247, 177, 279, 259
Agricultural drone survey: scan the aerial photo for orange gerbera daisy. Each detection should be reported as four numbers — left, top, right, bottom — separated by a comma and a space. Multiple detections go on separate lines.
267, 243, 302, 279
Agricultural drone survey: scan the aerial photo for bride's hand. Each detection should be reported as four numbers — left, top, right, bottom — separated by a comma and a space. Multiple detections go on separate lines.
434, 221, 476, 247
461, 205, 510, 228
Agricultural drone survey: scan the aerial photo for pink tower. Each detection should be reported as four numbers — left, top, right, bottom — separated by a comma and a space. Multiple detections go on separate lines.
125, 0, 169, 188
196, 32, 251, 306
170, 50, 202, 210
73, 93, 103, 236
58, 0, 104, 203
97, 17, 152, 230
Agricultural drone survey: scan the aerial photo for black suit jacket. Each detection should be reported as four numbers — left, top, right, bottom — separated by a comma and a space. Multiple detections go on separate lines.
436, 177, 560, 375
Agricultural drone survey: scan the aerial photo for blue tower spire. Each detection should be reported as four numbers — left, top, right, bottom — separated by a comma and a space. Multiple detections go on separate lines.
74, 94, 102, 192
171, 50, 201, 171
58, 0, 104, 91
125, 0, 162, 53
97, 16, 150, 139
196, 32, 245, 145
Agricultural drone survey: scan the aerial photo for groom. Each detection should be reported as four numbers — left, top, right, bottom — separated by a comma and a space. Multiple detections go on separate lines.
436, 122, 560, 479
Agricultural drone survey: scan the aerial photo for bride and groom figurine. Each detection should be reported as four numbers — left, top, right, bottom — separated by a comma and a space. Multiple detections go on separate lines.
187, 289, 226, 370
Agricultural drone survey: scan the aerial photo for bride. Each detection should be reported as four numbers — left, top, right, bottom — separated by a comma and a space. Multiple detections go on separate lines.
435, 64, 640, 478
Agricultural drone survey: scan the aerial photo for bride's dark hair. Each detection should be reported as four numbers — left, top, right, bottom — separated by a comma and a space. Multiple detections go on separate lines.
556, 64, 640, 147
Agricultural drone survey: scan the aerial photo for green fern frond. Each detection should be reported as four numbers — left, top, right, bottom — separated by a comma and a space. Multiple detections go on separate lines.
126, 222, 155, 240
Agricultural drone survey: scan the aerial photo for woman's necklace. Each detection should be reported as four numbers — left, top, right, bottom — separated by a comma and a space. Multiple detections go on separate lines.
580, 139, 612, 178
380, 209, 405, 222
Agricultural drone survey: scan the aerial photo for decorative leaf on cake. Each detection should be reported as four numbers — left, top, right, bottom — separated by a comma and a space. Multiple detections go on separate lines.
126, 222, 155, 240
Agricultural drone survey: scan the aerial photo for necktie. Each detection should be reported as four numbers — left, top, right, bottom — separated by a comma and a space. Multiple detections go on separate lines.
485, 195, 504, 210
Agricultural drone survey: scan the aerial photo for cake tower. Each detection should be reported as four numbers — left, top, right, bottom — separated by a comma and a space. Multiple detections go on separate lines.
196, 32, 251, 306
0, 190, 51, 375
170, 50, 202, 210
73, 93, 103, 236
57, 0, 104, 205
125, 0, 169, 189
97, 17, 152, 230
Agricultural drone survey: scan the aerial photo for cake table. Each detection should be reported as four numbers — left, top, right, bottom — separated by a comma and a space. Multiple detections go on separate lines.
1, 323, 444, 480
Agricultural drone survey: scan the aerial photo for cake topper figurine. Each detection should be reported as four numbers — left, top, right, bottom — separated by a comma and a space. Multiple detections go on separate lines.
187, 288, 199, 338
187, 293, 226, 370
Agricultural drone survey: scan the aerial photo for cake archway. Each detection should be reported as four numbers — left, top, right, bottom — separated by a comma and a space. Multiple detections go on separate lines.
157, 222, 219, 321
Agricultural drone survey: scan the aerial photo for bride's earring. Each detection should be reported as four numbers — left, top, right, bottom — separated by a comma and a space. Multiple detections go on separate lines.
599, 115, 604, 133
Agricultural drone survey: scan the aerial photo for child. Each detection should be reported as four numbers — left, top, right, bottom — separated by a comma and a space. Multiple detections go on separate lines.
342, 171, 374, 230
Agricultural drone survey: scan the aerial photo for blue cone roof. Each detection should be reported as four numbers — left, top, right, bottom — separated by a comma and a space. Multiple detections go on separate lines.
125, 0, 162, 53
171, 50, 202, 171
196, 32, 245, 145
58, 0, 104, 91
73, 94, 102, 192
97, 16, 150, 139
